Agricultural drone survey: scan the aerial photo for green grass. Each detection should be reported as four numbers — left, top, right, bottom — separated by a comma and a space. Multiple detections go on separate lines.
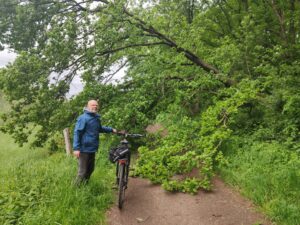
219, 137, 300, 225
0, 131, 116, 225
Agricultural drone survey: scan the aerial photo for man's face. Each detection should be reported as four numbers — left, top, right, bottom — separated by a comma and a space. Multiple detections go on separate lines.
87, 100, 99, 113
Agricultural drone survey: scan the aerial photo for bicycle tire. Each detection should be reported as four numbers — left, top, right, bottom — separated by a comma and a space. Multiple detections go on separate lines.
118, 163, 126, 209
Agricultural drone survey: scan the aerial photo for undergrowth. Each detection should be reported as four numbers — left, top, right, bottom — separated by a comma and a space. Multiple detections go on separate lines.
219, 135, 300, 225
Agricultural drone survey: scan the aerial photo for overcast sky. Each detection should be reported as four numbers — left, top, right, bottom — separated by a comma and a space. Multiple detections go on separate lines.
0, 49, 16, 68
0, 50, 125, 97
0, 49, 84, 96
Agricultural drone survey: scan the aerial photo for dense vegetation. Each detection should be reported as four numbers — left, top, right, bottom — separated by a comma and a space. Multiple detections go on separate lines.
0, 123, 115, 224
1, 1, 300, 224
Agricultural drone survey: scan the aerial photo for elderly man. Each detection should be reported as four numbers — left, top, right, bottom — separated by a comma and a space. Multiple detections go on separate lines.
73, 99, 117, 185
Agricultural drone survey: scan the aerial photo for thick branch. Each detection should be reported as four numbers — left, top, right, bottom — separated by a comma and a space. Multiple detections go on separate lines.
68, 1, 220, 75
269, 0, 288, 44
123, 9, 220, 74
289, 0, 296, 44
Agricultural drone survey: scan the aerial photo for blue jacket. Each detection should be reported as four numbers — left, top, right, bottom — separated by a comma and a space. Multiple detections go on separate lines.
73, 110, 113, 153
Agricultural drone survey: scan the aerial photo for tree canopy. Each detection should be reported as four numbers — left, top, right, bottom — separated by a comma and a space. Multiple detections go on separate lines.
1, 0, 300, 191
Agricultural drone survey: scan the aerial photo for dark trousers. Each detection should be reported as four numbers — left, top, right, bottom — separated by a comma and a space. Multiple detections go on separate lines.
75, 152, 95, 185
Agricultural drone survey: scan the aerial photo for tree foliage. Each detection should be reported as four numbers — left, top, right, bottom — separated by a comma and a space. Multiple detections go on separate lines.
0, 0, 300, 195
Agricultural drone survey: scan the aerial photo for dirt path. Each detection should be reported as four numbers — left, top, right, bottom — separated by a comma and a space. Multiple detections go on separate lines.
106, 177, 273, 225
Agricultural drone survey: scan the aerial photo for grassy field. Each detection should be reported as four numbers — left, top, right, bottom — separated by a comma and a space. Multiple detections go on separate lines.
0, 131, 115, 225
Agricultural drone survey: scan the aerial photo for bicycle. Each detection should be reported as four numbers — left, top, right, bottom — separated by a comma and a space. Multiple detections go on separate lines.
109, 133, 143, 209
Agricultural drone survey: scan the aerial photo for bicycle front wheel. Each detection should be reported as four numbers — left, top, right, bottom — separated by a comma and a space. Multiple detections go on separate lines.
118, 163, 126, 209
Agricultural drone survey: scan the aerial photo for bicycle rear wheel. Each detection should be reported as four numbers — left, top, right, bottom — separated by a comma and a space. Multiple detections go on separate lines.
118, 163, 126, 209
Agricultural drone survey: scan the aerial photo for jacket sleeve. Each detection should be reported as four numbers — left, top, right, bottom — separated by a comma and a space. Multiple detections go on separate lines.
99, 125, 113, 133
98, 116, 113, 133
73, 116, 86, 151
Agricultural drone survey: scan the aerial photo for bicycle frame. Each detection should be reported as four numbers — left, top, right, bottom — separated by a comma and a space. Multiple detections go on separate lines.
115, 138, 130, 209
114, 133, 143, 209
115, 151, 130, 188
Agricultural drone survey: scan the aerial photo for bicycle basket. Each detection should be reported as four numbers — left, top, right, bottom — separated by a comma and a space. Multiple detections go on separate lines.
109, 146, 129, 163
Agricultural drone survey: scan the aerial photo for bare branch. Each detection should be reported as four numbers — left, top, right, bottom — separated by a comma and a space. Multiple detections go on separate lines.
95, 42, 168, 56
103, 59, 128, 84
69, 0, 88, 11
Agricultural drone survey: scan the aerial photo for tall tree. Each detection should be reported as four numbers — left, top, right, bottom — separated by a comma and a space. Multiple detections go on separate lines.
0, 0, 300, 192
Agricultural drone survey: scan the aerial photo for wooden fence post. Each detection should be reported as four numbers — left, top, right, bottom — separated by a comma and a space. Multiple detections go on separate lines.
63, 128, 72, 155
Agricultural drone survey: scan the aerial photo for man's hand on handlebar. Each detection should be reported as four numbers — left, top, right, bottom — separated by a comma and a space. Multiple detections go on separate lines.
113, 130, 144, 137
117, 130, 127, 135
112, 129, 127, 135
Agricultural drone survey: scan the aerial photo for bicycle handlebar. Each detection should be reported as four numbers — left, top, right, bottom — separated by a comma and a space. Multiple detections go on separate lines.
116, 132, 144, 138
